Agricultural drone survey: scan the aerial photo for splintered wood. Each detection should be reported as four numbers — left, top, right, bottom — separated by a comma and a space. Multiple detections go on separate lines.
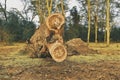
29, 13, 67, 62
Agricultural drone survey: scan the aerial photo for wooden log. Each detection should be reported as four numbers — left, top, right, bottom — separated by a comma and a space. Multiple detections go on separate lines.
29, 23, 49, 57
46, 13, 67, 62
28, 13, 67, 62
47, 42, 67, 62
46, 13, 65, 32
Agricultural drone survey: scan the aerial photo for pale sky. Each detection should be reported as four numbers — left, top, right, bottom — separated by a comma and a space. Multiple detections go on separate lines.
0, 0, 79, 26
1, 0, 119, 26
0, 0, 79, 11
0, 0, 24, 11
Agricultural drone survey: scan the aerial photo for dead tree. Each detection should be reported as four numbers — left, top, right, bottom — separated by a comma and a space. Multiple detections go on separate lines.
28, 13, 67, 62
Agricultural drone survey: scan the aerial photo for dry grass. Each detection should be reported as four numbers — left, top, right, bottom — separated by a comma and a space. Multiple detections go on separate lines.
0, 43, 49, 68
67, 54, 120, 63
0, 42, 120, 66
88, 43, 120, 55
68, 43, 120, 63
89, 43, 120, 50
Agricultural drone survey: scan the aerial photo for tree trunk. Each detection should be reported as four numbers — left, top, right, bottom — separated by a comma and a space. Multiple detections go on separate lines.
87, 0, 91, 45
46, 0, 53, 16
0, 0, 7, 21
95, 0, 98, 43
106, 0, 110, 46
95, 15, 98, 43
61, 0, 65, 16
35, 0, 44, 23
28, 13, 67, 62
47, 42, 67, 62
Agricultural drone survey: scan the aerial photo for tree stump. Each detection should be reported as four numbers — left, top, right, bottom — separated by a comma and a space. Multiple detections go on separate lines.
28, 13, 67, 62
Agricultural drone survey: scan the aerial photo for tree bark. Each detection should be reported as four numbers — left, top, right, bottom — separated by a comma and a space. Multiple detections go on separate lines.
95, 0, 98, 43
61, 0, 65, 16
87, 0, 91, 45
0, 0, 7, 21
106, 0, 110, 46
46, 0, 53, 16
35, 0, 44, 23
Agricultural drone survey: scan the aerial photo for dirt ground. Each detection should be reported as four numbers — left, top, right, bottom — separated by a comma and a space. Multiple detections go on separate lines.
0, 43, 120, 80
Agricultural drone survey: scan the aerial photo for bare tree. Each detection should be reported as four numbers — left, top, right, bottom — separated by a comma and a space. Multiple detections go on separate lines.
0, 0, 7, 21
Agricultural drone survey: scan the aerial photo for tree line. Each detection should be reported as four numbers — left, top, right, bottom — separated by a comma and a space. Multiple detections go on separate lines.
0, 0, 120, 45
64, 0, 120, 44
0, 0, 36, 44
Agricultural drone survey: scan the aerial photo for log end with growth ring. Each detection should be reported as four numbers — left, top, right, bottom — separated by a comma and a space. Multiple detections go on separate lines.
46, 13, 65, 31
48, 42, 67, 62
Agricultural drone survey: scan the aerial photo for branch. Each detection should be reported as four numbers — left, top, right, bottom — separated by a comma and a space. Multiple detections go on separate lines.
0, 1, 7, 21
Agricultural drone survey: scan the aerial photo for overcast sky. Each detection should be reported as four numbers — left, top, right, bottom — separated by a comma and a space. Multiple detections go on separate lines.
0, 0, 24, 11
0, 0, 79, 11
0, 0, 79, 26
1, 0, 120, 26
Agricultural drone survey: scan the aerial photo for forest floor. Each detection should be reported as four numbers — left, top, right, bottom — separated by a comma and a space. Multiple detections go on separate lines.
0, 42, 120, 80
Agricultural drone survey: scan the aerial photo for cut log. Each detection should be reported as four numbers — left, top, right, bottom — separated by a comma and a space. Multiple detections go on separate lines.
45, 13, 67, 62
47, 42, 67, 62
28, 13, 67, 62
46, 13, 65, 31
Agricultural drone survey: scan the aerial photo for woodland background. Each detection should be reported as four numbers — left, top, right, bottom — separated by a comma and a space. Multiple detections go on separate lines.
0, 0, 120, 45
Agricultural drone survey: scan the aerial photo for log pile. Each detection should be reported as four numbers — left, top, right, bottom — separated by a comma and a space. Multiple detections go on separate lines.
28, 13, 67, 62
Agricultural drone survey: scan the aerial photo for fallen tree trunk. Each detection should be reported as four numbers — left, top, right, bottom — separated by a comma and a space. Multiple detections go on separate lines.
28, 13, 67, 62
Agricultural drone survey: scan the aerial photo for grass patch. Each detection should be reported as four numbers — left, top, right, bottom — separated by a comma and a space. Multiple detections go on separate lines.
0, 43, 49, 68
3, 56, 46, 67
89, 43, 120, 50
67, 54, 120, 63
68, 43, 120, 63
2, 51, 48, 68
0, 42, 120, 66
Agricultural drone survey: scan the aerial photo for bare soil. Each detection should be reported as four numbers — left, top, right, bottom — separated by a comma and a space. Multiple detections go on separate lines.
0, 43, 120, 80
5, 60, 120, 80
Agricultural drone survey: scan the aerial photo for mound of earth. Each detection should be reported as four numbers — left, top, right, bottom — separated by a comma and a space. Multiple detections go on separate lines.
65, 38, 98, 56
